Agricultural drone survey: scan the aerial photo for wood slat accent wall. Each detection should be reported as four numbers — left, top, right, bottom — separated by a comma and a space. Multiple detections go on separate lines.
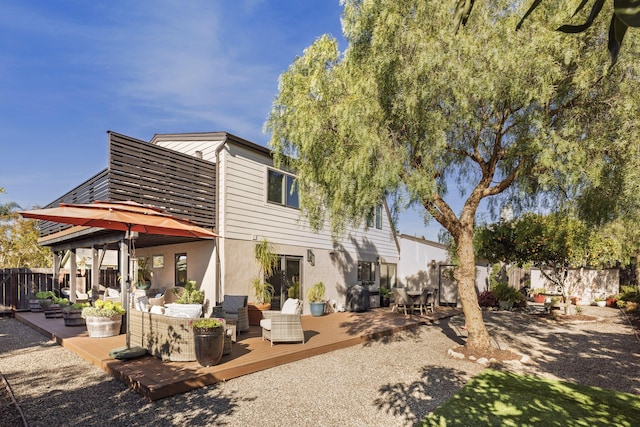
108, 132, 216, 228
40, 169, 110, 236
39, 132, 217, 237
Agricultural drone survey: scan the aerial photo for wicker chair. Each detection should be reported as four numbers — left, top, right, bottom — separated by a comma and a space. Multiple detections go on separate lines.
260, 298, 304, 346
220, 295, 250, 332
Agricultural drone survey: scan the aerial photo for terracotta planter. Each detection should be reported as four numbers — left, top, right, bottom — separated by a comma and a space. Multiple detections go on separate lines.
193, 326, 225, 367
606, 297, 617, 307
570, 296, 581, 306
533, 294, 546, 304
85, 315, 122, 338
248, 303, 270, 326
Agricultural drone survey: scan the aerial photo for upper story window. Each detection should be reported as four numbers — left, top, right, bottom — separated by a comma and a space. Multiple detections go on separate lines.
267, 169, 299, 209
367, 204, 383, 230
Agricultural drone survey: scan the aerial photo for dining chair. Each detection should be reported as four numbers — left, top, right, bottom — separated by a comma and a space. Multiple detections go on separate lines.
392, 287, 414, 315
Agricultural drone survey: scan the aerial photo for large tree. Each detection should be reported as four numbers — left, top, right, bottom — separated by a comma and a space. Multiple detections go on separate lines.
266, 0, 640, 354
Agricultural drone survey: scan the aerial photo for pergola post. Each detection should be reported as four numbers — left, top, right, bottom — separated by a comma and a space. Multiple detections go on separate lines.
70, 248, 77, 303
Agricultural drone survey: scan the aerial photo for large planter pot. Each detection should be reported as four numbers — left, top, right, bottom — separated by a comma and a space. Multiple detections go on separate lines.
380, 296, 391, 308
309, 302, 325, 317
248, 303, 270, 326
85, 315, 122, 338
533, 294, 546, 304
498, 300, 514, 311
571, 296, 582, 306
63, 309, 85, 327
595, 300, 606, 307
193, 326, 225, 367
606, 297, 617, 307
164, 303, 203, 318
44, 304, 63, 319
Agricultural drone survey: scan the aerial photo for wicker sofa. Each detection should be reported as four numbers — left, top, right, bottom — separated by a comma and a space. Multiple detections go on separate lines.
129, 309, 197, 362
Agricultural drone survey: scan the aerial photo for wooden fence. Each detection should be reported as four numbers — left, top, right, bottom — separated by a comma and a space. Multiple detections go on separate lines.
0, 268, 120, 312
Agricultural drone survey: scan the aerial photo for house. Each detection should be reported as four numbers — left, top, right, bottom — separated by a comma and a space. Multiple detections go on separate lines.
37, 131, 400, 315
397, 234, 490, 306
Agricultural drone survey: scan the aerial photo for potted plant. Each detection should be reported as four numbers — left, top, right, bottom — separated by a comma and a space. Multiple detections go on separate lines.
82, 300, 126, 338
380, 287, 391, 307
570, 295, 582, 306
594, 297, 606, 307
44, 296, 68, 319
191, 317, 225, 367
532, 288, 546, 304
30, 290, 54, 312
606, 294, 618, 307
165, 280, 205, 318
63, 302, 90, 326
308, 282, 326, 317
248, 238, 278, 325
492, 282, 524, 311
137, 257, 152, 290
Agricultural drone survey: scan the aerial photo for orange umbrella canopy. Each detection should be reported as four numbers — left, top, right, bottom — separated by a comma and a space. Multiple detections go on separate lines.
20, 200, 217, 239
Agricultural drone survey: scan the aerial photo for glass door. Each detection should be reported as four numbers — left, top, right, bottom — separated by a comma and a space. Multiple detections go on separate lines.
267, 256, 302, 310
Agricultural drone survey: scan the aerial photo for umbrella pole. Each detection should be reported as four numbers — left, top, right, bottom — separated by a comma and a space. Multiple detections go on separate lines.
109, 226, 146, 360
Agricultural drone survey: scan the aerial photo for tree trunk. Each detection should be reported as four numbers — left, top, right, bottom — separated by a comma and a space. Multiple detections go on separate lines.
455, 230, 494, 353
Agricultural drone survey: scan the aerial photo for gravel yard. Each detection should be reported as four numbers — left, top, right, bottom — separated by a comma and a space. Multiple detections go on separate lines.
1, 305, 638, 426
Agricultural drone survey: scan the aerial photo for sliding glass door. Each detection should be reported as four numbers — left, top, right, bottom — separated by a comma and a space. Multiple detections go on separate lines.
267, 256, 302, 310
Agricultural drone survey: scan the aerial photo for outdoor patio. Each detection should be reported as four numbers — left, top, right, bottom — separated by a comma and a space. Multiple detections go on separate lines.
15, 306, 460, 400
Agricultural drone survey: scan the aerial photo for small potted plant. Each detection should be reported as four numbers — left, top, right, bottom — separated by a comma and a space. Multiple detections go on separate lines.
165, 280, 205, 318
82, 300, 126, 338
63, 302, 90, 326
380, 287, 391, 307
308, 282, 326, 317
44, 296, 68, 319
594, 297, 606, 307
137, 257, 152, 290
191, 317, 225, 367
606, 294, 618, 307
30, 291, 54, 312
532, 288, 546, 304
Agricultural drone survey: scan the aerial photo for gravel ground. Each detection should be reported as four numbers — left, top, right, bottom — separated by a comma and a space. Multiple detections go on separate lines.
1, 305, 638, 427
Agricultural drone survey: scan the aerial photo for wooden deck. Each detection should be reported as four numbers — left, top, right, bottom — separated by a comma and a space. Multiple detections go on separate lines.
15, 307, 460, 400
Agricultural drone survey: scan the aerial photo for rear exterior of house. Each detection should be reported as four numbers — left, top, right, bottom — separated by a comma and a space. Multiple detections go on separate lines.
38, 131, 400, 315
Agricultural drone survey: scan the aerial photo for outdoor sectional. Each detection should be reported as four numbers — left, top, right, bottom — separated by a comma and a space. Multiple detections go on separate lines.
129, 309, 196, 362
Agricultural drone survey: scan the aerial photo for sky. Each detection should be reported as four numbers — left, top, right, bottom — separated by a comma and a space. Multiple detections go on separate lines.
0, 0, 447, 241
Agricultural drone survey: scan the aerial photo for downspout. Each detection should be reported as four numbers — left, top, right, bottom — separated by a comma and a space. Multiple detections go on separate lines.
214, 137, 229, 304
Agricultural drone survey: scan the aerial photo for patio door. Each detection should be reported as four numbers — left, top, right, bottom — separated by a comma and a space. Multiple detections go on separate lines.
267, 256, 302, 311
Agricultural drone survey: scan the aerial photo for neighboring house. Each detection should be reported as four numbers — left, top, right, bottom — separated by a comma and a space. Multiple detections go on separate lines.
37, 131, 400, 315
397, 234, 490, 306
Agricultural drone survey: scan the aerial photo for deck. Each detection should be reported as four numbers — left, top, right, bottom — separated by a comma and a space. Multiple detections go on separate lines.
15, 307, 460, 400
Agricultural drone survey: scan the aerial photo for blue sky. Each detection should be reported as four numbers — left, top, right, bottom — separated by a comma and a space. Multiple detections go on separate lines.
0, 0, 445, 240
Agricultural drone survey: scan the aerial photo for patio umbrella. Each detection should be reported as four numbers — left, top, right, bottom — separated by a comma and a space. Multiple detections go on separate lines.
20, 200, 218, 359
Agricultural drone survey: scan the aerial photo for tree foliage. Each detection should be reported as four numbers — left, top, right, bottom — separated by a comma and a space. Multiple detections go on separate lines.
0, 193, 51, 268
266, 0, 640, 353
455, 0, 640, 66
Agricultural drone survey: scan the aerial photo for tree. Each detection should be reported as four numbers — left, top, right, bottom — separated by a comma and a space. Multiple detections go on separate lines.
266, 0, 640, 354
454, 0, 640, 66
0, 191, 51, 268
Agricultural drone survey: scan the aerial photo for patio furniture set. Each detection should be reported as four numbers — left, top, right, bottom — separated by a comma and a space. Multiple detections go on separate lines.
392, 287, 438, 315
128, 292, 305, 362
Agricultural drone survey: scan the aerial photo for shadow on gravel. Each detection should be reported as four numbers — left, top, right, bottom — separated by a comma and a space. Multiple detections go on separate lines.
483, 310, 640, 394
374, 366, 469, 426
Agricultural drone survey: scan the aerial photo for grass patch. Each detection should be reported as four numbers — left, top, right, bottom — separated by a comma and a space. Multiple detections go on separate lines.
422, 369, 640, 426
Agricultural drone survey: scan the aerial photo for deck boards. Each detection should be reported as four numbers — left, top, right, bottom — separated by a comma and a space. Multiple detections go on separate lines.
15, 307, 460, 400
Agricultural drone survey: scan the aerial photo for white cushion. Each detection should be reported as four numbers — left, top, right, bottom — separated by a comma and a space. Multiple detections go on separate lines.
150, 305, 164, 315
107, 288, 120, 297
281, 298, 300, 315
260, 318, 272, 330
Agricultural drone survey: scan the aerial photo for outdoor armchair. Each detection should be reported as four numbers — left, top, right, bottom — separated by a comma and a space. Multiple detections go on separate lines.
220, 295, 250, 332
260, 298, 304, 346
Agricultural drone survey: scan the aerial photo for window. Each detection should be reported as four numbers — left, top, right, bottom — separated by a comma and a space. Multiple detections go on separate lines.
267, 169, 299, 208
175, 253, 187, 286
357, 261, 375, 282
367, 204, 383, 230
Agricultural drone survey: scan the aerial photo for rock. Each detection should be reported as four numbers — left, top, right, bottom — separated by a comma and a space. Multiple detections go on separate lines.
447, 348, 465, 360
477, 357, 489, 365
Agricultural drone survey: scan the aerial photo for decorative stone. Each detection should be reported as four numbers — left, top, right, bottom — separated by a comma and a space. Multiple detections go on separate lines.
447, 348, 465, 359
477, 357, 490, 365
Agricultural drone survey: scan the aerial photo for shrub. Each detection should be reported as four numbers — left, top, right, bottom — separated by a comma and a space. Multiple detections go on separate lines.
82, 300, 125, 318
191, 318, 224, 332
478, 291, 497, 308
